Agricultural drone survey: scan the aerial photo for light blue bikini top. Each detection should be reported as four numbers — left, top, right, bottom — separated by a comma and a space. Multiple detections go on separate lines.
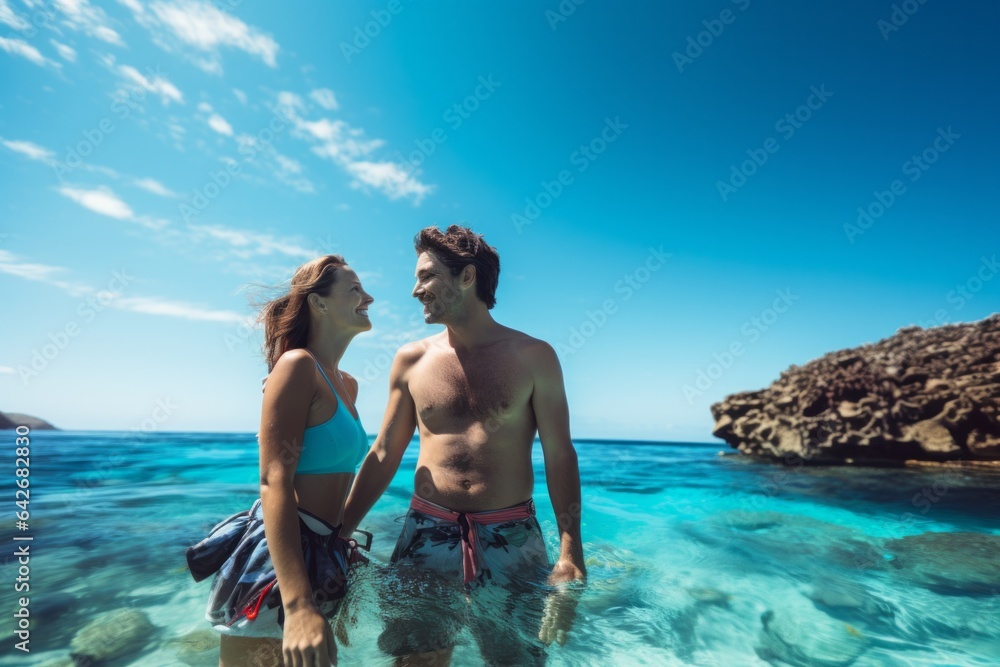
294, 352, 368, 475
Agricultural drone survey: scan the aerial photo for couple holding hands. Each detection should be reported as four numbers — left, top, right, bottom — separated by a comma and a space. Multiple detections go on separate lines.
186, 225, 586, 666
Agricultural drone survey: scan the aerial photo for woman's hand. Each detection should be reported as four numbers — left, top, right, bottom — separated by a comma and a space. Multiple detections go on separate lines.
282, 605, 337, 667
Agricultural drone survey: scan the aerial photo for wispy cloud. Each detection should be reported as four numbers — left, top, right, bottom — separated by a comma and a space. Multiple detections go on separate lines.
0, 249, 245, 324
0, 1, 30, 31
4, 138, 181, 201
122, 0, 279, 73
0, 366, 16, 375
57, 185, 169, 229
207, 113, 233, 136
232, 88, 247, 105
53, 0, 124, 46
0, 249, 90, 296
309, 88, 338, 111
117, 64, 184, 104
132, 177, 177, 197
0, 36, 61, 69
58, 185, 134, 219
273, 91, 433, 204
346, 160, 434, 203
186, 224, 316, 260
2, 138, 55, 162
110, 296, 246, 323
50, 40, 78, 62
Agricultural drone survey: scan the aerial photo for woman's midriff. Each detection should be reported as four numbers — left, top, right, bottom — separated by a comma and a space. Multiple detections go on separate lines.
292, 473, 354, 528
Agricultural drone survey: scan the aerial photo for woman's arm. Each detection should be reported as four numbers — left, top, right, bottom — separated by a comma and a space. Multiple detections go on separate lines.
260, 351, 338, 663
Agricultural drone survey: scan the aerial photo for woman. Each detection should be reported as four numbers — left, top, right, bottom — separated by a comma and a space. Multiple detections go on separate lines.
186, 255, 374, 666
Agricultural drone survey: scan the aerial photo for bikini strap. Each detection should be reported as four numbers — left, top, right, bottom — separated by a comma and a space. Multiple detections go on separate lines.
302, 349, 340, 399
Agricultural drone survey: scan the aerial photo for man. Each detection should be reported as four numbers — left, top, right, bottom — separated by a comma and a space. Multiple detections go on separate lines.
342, 225, 586, 665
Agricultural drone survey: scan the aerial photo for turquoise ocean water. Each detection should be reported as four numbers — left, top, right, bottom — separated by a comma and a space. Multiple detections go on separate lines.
2, 431, 999, 666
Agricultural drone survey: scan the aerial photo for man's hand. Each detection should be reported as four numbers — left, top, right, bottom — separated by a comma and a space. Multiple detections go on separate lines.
539, 559, 586, 646
548, 558, 586, 585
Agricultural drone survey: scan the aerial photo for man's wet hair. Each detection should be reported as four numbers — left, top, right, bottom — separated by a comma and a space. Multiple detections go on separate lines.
414, 225, 501, 309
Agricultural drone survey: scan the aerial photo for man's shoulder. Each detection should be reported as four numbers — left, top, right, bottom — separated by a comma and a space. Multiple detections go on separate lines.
499, 330, 558, 370
505, 329, 555, 356
395, 336, 437, 365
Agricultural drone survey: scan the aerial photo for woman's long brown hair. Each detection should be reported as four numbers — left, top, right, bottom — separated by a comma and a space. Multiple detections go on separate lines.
258, 255, 346, 372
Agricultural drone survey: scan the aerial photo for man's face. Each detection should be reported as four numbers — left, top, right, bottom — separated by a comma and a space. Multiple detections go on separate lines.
411, 251, 463, 324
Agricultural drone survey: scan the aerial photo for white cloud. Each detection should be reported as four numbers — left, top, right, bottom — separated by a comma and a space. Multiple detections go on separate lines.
57, 185, 134, 220
0, 0, 30, 30
110, 296, 246, 323
50, 40, 77, 62
133, 177, 177, 197
276, 91, 305, 115
56, 184, 169, 229
346, 161, 433, 204
54, 0, 124, 46
0, 36, 60, 69
187, 224, 317, 260
0, 249, 89, 296
275, 154, 301, 174
309, 88, 338, 111
0, 366, 16, 374
297, 117, 384, 161
0, 249, 244, 324
118, 64, 184, 104
273, 154, 313, 193
207, 113, 233, 136
232, 88, 247, 105
197, 101, 212, 113
2, 139, 55, 162
123, 0, 279, 73
271, 90, 430, 204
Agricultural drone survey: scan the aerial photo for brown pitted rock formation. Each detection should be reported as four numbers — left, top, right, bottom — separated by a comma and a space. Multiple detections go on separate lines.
711, 314, 1000, 464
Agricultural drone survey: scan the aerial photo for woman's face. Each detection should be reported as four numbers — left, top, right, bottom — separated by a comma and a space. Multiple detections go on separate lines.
317, 266, 374, 333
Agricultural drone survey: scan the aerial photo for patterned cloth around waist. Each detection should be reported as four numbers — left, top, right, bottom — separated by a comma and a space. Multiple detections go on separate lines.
185, 498, 369, 634
400, 495, 542, 587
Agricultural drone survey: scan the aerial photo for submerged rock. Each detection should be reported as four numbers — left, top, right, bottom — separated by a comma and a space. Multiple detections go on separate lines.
757, 597, 869, 667
69, 608, 155, 665
711, 314, 1000, 464
686, 587, 731, 606
886, 531, 1000, 596
165, 628, 218, 658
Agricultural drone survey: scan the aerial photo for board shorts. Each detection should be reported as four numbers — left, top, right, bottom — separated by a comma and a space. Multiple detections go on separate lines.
185, 497, 369, 639
377, 495, 551, 664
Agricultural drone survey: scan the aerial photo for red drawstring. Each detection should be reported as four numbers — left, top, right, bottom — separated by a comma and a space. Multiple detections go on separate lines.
234, 579, 277, 624
409, 495, 532, 586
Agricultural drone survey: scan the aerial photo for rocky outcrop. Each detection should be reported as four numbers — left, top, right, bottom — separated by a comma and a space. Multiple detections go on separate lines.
711, 314, 1000, 464
0, 411, 58, 430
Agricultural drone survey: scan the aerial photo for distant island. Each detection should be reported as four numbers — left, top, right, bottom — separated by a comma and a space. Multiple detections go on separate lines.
0, 411, 58, 430
712, 313, 999, 466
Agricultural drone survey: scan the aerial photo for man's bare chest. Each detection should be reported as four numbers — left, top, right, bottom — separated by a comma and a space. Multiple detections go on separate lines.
411, 352, 530, 425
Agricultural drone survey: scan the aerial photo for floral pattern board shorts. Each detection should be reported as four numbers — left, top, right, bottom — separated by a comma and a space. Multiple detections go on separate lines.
377, 496, 552, 664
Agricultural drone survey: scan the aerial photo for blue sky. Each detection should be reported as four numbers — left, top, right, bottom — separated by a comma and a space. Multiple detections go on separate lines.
1, 0, 997, 441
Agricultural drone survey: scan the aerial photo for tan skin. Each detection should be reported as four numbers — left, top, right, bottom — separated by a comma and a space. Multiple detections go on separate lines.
219, 267, 373, 667
342, 251, 586, 666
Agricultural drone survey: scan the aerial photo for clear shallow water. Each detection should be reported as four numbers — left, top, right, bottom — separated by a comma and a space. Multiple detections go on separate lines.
2, 431, 999, 666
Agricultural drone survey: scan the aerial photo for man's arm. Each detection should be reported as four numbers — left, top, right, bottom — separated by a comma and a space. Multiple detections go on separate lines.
341, 345, 419, 535
530, 340, 586, 582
